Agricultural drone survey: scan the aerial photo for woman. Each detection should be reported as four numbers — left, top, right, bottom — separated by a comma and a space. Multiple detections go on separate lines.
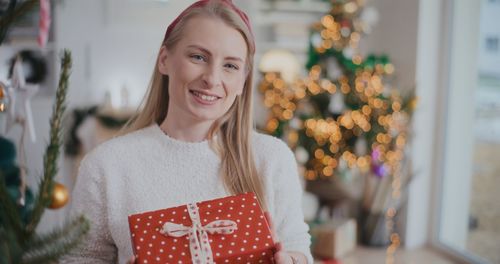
63, 0, 312, 263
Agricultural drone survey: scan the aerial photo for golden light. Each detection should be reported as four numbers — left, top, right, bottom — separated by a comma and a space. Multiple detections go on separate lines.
329, 158, 338, 168
410, 97, 419, 110
332, 32, 341, 41
362, 105, 372, 115
321, 15, 335, 28
392, 101, 401, 112
351, 32, 361, 42
295, 87, 306, 99
305, 119, 317, 129
322, 40, 333, 49
396, 135, 406, 147
307, 81, 321, 95
352, 55, 363, 65
314, 149, 325, 159
376, 133, 384, 143
355, 82, 364, 93
344, 2, 358, 13
265, 72, 277, 82
321, 29, 330, 39
323, 166, 334, 176
311, 65, 322, 76
357, 156, 370, 170
306, 170, 317, 180
329, 144, 339, 153
266, 118, 279, 132
384, 63, 395, 74
386, 207, 396, 217
341, 84, 351, 94
273, 78, 285, 90
322, 155, 332, 165
288, 131, 298, 145
390, 233, 401, 244
283, 109, 293, 120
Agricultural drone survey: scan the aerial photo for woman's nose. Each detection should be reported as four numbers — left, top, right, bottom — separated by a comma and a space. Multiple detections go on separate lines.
202, 65, 222, 89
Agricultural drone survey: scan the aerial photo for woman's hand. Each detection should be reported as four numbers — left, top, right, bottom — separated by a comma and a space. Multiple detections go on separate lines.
126, 256, 136, 264
127, 213, 306, 264
264, 212, 307, 264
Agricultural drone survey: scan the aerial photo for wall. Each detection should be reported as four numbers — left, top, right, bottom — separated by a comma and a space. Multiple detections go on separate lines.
1, 0, 423, 239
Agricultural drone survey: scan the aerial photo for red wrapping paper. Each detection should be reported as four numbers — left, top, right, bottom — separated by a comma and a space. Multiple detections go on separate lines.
128, 192, 276, 264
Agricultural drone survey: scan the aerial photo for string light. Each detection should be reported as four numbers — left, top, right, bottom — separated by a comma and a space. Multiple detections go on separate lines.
257, 2, 416, 261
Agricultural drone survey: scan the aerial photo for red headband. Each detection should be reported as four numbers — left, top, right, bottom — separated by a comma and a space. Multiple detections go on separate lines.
163, 0, 254, 50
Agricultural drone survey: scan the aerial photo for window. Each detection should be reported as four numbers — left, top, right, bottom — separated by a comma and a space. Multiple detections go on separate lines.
436, 1, 500, 263
486, 37, 499, 52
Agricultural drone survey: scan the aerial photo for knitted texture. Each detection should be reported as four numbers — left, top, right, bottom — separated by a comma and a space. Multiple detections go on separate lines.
62, 124, 312, 263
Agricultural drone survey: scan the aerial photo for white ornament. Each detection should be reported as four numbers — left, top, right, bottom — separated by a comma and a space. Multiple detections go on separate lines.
360, 7, 379, 33
342, 47, 355, 59
328, 92, 346, 114
289, 117, 302, 130
5, 57, 39, 142
258, 49, 300, 83
295, 146, 309, 164
340, 27, 351, 38
326, 57, 343, 80
354, 136, 368, 156
311, 32, 323, 49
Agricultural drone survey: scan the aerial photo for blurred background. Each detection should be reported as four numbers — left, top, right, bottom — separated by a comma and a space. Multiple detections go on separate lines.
0, 0, 499, 263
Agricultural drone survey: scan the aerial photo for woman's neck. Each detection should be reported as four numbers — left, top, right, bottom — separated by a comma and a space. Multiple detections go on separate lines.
159, 116, 214, 143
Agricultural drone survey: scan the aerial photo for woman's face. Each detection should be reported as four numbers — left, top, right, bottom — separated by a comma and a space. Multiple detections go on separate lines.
158, 15, 248, 124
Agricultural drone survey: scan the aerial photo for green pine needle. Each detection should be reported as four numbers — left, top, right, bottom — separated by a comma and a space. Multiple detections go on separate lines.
26, 51, 71, 235
0, 226, 23, 264
0, 0, 40, 45
0, 171, 24, 240
21, 216, 89, 264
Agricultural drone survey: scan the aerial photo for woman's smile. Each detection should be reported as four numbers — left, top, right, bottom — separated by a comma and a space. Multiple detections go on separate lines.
189, 89, 222, 105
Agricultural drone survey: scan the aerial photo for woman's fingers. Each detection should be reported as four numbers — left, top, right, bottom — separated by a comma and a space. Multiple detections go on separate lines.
264, 211, 278, 242
274, 242, 294, 264
126, 256, 136, 264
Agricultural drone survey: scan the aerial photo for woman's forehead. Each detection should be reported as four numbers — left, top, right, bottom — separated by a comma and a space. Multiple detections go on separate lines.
176, 16, 248, 58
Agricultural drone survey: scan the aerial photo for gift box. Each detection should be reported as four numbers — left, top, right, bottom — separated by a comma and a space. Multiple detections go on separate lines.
311, 218, 356, 260
128, 192, 276, 264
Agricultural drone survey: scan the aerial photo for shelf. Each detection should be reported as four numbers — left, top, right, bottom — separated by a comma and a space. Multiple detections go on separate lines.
254, 11, 320, 26
257, 41, 309, 53
258, 0, 331, 14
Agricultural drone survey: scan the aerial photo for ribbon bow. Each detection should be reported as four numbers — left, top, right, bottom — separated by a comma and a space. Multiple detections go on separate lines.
160, 203, 237, 264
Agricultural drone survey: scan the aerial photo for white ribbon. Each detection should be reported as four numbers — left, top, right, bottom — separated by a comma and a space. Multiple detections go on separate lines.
160, 202, 237, 264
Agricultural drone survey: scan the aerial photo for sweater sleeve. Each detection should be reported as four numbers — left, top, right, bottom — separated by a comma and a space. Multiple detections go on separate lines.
61, 154, 118, 263
272, 143, 314, 264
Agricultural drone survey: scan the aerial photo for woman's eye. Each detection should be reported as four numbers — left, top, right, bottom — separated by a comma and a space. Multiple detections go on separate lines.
190, 54, 206, 62
225, 63, 239, 70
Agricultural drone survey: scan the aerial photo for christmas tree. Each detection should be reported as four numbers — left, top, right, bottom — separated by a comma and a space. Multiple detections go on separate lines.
258, 0, 416, 246
0, 1, 89, 263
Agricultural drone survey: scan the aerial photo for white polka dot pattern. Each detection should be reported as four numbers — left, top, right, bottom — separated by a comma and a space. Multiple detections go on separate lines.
128, 192, 276, 264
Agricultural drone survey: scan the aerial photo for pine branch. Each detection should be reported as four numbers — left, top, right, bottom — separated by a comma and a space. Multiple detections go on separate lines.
21, 215, 89, 264
0, 0, 39, 45
26, 51, 71, 235
0, 171, 25, 239
0, 226, 23, 264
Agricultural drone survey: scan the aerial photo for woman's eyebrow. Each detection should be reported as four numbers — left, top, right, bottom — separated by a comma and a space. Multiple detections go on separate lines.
187, 44, 244, 62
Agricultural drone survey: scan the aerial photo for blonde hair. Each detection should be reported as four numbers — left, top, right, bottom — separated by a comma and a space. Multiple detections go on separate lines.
122, 1, 267, 209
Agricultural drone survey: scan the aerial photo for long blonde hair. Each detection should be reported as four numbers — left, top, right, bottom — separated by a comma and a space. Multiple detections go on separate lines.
123, 1, 267, 209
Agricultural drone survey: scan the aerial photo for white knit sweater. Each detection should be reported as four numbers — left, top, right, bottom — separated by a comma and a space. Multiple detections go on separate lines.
62, 124, 313, 264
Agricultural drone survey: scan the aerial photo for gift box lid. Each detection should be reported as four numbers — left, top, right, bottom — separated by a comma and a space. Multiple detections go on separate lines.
128, 192, 276, 263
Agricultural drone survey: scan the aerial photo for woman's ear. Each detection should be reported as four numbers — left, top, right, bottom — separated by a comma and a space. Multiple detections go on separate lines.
158, 46, 169, 75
